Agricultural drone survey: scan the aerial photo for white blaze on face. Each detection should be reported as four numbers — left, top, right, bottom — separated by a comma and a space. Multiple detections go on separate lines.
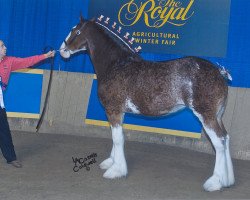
60, 31, 72, 58
60, 25, 87, 58
59, 42, 70, 58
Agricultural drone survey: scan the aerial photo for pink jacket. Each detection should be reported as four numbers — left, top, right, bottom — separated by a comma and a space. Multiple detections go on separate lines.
0, 55, 46, 90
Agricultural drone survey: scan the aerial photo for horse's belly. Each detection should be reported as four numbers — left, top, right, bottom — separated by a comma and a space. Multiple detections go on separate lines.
139, 104, 185, 116
158, 104, 186, 115
125, 97, 185, 116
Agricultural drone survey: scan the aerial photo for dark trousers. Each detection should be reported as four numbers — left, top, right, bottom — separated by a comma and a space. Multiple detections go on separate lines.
0, 107, 16, 162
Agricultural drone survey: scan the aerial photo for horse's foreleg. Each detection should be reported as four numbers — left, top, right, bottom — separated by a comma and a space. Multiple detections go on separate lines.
100, 144, 114, 170
101, 111, 127, 179
103, 124, 127, 179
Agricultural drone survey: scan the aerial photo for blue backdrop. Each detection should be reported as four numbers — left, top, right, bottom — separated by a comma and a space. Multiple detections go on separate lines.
89, 0, 231, 57
0, 0, 250, 88
4, 71, 43, 115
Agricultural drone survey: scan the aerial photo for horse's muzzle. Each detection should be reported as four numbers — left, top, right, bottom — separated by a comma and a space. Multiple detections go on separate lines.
59, 41, 71, 58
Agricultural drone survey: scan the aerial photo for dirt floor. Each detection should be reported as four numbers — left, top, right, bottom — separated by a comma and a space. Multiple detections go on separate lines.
0, 131, 250, 200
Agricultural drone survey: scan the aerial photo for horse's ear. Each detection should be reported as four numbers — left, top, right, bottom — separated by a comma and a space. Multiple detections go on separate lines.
80, 12, 85, 23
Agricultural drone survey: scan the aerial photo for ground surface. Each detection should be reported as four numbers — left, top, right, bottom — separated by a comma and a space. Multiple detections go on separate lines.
0, 131, 250, 200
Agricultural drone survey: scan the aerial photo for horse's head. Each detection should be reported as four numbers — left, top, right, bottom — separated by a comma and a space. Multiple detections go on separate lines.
60, 15, 88, 58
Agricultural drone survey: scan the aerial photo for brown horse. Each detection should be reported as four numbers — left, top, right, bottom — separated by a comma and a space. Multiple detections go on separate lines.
60, 16, 234, 191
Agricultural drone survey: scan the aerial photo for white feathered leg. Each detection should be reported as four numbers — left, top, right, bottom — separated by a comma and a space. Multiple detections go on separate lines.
203, 126, 229, 191
192, 107, 234, 192
225, 135, 235, 186
100, 145, 114, 170
216, 106, 235, 187
103, 125, 127, 179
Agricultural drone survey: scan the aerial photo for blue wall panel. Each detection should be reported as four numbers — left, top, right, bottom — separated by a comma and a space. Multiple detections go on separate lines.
4, 71, 43, 117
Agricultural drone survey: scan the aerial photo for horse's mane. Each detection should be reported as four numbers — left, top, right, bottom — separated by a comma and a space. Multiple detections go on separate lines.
92, 16, 142, 56
94, 23, 134, 55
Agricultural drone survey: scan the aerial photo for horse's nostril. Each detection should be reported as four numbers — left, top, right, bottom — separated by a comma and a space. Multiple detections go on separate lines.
60, 46, 68, 52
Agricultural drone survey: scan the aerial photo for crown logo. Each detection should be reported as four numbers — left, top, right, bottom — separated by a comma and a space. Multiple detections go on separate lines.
96, 15, 142, 53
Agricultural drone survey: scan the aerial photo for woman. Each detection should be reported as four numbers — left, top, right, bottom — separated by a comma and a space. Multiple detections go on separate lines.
0, 40, 55, 168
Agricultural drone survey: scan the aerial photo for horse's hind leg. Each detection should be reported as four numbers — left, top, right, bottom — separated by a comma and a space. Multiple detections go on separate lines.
217, 105, 235, 187
192, 108, 234, 191
100, 110, 127, 179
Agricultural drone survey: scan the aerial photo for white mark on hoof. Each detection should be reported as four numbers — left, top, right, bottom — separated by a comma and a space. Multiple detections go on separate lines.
103, 164, 127, 179
203, 175, 222, 192
100, 158, 113, 170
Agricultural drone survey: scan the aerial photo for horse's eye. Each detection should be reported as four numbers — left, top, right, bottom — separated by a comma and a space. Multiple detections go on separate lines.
76, 30, 81, 35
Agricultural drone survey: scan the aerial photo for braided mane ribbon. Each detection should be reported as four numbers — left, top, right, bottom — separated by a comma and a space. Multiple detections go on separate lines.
96, 15, 142, 53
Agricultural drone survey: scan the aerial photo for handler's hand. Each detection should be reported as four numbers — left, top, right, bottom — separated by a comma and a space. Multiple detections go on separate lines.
44, 50, 55, 58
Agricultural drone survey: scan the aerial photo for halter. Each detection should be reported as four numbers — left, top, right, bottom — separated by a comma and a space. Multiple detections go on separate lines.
36, 46, 55, 132
64, 23, 86, 47
36, 44, 80, 132
63, 16, 142, 54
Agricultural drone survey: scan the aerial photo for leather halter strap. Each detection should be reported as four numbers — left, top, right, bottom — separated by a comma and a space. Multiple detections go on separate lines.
36, 46, 55, 132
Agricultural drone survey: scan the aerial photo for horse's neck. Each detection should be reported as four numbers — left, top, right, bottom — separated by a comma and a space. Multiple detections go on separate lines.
87, 24, 133, 79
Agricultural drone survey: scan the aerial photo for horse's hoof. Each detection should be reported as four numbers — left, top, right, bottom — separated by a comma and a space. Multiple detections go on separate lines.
227, 173, 235, 187
100, 158, 113, 170
103, 164, 127, 179
203, 175, 222, 192
228, 179, 235, 188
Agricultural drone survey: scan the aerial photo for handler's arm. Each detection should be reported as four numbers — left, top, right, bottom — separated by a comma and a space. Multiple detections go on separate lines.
11, 51, 55, 71
10, 55, 47, 71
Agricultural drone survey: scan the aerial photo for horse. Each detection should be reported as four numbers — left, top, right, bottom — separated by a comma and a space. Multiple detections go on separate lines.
60, 15, 235, 192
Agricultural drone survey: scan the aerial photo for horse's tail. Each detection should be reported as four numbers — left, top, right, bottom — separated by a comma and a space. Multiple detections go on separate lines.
216, 62, 233, 81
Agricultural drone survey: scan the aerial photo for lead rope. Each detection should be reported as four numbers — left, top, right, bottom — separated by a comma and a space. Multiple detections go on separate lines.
36, 46, 55, 133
